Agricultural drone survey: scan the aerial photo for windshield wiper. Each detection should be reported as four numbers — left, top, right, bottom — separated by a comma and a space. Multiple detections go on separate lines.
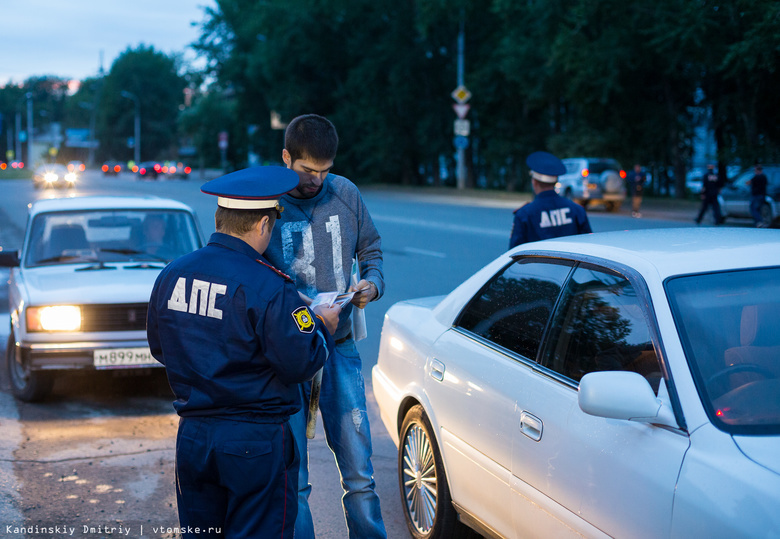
35, 255, 96, 265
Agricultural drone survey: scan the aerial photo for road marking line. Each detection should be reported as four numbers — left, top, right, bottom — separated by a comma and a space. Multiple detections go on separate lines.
372, 214, 507, 238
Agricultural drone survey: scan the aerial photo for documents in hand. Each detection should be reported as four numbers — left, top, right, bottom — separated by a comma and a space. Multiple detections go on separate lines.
310, 291, 355, 309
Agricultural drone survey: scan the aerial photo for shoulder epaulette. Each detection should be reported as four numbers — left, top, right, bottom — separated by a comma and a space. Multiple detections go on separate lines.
255, 258, 293, 281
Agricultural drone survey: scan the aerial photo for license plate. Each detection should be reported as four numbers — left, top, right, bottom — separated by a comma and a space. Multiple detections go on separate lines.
93, 347, 159, 369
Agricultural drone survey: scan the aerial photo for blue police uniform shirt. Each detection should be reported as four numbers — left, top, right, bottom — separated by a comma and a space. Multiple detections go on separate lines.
147, 232, 331, 420
509, 190, 592, 248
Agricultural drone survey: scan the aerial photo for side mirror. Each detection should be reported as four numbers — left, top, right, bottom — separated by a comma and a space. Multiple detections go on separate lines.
0, 250, 20, 268
578, 371, 678, 428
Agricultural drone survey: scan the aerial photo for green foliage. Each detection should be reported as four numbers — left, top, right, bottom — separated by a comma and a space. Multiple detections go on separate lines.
96, 45, 186, 162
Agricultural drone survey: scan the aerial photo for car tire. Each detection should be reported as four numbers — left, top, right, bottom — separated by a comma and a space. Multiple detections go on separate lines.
399, 405, 476, 539
6, 332, 53, 402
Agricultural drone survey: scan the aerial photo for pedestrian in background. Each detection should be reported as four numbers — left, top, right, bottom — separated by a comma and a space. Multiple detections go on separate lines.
695, 164, 724, 225
509, 151, 592, 248
747, 164, 768, 227
147, 167, 340, 538
264, 114, 387, 539
628, 164, 646, 218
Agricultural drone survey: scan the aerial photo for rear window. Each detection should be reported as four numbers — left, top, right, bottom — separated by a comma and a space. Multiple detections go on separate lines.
588, 160, 622, 174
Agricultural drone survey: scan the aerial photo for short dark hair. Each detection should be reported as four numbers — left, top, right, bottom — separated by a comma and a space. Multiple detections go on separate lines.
215, 207, 276, 236
284, 114, 339, 163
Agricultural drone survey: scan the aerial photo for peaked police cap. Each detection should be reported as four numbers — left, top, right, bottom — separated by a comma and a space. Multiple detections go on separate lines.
201, 166, 299, 210
527, 151, 566, 183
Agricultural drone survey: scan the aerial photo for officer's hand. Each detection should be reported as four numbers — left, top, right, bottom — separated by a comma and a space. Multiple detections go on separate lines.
349, 279, 376, 309
312, 303, 341, 335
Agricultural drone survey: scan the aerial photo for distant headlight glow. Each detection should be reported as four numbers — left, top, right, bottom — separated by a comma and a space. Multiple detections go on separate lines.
65, 172, 77, 183
27, 305, 82, 331
44, 172, 58, 183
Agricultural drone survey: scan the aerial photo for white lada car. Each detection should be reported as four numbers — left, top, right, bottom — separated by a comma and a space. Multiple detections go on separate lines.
0, 196, 204, 402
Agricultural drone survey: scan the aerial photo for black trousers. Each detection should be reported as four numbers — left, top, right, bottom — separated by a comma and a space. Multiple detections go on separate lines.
175, 416, 298, 538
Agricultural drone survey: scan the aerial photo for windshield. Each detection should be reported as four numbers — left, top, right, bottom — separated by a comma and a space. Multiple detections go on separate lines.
666, 267, 780, 435
25, 209, 202, 267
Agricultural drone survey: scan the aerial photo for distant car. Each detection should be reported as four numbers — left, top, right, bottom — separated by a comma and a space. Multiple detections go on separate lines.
373, 228, 780, 539
67, 160, 86, 173
32, 163, 77, 189
136, 161, 161, 179
0, 196, 205, 402
556, 157, 626, 212
102, 160, 124, 176
720, 165, 780, 228
167, 161, 192, 180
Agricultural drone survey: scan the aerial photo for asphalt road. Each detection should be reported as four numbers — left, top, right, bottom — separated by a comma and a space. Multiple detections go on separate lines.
0, 170, 737, 538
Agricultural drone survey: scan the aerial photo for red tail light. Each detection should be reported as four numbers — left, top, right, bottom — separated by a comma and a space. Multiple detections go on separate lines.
619, 170, 627, 179
79, 164, 85, 171
18, 162, 24, 168
68, 164, 75, 171
114, 165, 121, 173
169, 166, 177, 174
132, 165, 138, 173
162, 166, 169, 173
184, 166, 191, 174
154, 164, 162, 172
0, 163, 6, 170
102, 164, 109, 172
581, 169, 590, 178
140, 167, 147, 175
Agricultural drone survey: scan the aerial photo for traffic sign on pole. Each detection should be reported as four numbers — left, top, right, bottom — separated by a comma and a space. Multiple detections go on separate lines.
451, 85, 472, 104
454, 119, 471, 137
452, 103, 471, 119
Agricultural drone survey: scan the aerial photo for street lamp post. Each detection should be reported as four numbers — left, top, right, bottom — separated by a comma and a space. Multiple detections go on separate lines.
26, 92, 34, 166
120, 91, 141, 165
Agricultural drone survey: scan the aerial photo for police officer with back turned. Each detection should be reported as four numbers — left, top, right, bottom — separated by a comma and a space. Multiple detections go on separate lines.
146, 166, 341, 538
509, 151, 592, 248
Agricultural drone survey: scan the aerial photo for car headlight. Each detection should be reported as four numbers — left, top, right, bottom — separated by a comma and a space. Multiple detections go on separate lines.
44, 172, 58, 183
65, 172, 77, 183
26, 305, 82, 331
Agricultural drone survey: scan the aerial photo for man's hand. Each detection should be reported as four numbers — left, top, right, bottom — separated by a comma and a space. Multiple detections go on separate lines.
349, 279, 376, 309
312, 303, 341, 335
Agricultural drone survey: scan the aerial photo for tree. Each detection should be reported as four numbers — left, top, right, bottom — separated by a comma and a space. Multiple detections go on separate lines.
96, 45, 186, 163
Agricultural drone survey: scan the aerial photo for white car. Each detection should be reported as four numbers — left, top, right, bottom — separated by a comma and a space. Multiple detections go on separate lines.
0, 196, 204, 402
32, 163, 77, 189
373, 228, 780, 539
556, 157, 626, 212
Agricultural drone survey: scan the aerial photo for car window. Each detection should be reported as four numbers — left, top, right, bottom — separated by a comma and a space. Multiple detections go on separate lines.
666, 267, 780, 435
588, 160, 621, 174
540, 264, 662, 391
456, 258, 573, 360
25, 209, 201, 266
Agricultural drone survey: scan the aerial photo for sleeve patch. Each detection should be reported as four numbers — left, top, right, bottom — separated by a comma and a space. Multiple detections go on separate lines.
292, 306, 315, 333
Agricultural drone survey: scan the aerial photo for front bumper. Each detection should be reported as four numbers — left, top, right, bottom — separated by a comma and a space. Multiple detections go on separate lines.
17, 339, 161, 371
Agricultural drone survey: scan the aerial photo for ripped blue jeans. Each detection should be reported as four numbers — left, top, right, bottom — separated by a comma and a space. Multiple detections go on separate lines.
290, 339, 386, 539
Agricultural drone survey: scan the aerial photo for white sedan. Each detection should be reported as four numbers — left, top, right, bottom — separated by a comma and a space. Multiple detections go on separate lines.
0, 196, 204, 402
372, 228, 780, 539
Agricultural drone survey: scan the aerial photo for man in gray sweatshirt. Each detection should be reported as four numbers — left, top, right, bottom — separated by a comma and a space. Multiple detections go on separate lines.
263, 114, 387, 539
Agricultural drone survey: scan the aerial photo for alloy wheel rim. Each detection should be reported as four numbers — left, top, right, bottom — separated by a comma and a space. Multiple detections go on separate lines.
402, 423, 438, 533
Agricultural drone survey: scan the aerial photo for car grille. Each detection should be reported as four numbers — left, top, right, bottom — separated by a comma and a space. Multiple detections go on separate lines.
81, 303, 148, 332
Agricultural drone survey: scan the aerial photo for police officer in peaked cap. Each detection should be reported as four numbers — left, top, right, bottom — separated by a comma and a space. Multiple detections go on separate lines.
509, 151, 592, 248
147, 166, 341, 538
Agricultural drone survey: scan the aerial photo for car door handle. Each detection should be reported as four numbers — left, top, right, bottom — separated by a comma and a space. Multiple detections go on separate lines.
520, 411, 543, 442
430, 359, 445, 382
